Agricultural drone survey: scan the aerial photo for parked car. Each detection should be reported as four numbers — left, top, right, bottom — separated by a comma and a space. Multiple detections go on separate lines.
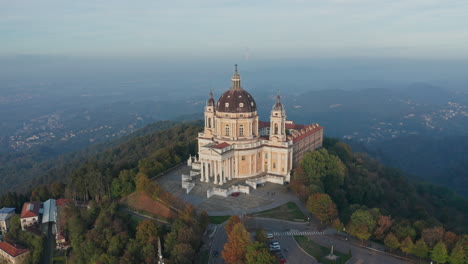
266, 233, 274, 239
230, 192, 240, 197
269, 244, 281, 251
269, 241, 280, 246
212, 250, 219, 257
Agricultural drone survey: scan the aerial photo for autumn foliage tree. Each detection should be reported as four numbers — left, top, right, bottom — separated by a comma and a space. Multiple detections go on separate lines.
384, 233, 400, 251
245, 241, 276, 264
374, 215, 393, 240
400, 236, 414, 256
222, 222, 252, 264
306, 193, 338, 223
422, 226, 445, 248
225, 215, 242, 234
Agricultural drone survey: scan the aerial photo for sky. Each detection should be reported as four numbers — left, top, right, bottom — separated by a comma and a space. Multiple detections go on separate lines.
1, 0, 468, 59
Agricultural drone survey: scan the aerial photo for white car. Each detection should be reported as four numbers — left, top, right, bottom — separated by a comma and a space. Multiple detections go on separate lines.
266, 233, 274, 239
269, 244, 281, 251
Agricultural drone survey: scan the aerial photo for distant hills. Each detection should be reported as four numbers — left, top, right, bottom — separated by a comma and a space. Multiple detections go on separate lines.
0, 82, 466, 197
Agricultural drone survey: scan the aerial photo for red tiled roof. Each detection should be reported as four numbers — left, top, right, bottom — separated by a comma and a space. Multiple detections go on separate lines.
21, 202, 40, 218
259, 121, 270, 129
213, 142, 230, 149
259, 121, 307, 130
56, 199, 71, 207
292, 126, 323, 144
286, 123, 307, 130
0, 242, 29, 257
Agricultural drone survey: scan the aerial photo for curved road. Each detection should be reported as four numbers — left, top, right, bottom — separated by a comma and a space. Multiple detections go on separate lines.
208, 217, 412, 264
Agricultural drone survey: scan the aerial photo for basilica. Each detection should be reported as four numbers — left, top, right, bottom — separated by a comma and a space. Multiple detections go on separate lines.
188, 65, 323, 187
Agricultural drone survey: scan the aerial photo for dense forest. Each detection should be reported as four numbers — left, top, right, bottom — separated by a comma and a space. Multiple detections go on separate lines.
291, 138, 467, 263
363, 135, 468, 197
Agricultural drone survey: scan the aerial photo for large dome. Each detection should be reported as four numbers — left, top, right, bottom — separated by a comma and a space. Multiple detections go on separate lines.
216, 88, 257, 113
215, 65, 257, 113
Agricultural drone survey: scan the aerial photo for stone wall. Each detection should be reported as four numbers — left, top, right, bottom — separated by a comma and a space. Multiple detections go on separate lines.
206, 185, 250, 198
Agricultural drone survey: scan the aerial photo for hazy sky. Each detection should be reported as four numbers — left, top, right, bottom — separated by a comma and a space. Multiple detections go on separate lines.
1, 0, 468, 59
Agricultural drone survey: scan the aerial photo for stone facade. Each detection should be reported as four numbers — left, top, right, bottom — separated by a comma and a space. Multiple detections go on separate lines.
189, 66, 323, 185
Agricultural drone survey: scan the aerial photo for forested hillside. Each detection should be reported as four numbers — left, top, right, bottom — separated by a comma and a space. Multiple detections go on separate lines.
291, 138, 467, 263
0, 120, 197, 195
1, 121, 204, 263
363, 135, 468, 196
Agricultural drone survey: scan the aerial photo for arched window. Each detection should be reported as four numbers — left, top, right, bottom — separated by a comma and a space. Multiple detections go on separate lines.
239, 124, 244, 136
225, 124, 230, 136
274, 123, 279, 135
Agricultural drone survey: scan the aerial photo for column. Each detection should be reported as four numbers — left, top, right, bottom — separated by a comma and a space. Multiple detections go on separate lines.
228, 158, 232, 180
214, 160, 218, 184
254, 154, 257, 174
221, 160, 225, 184
200, 161, 205, 181
204, 161, 209, 182
249, 155, 252, 175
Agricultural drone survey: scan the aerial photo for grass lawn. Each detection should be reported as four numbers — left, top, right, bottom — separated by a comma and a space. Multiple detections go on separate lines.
210, 215, 231, 224
249, 202, 307, 222
294, 235, 351, 264
52, 256, 66, 264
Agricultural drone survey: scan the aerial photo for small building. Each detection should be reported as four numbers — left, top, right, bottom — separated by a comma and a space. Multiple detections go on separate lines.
20, 202, 40, 231
0, 241, 29, 264
0, 208, 16, 235
54, 199, 71, 250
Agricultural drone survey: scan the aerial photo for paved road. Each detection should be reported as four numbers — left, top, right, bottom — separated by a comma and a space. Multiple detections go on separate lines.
43, 222, 54, 264
248, 218, 412, 264
209, 225, 227, 264
275, 234, 318, 263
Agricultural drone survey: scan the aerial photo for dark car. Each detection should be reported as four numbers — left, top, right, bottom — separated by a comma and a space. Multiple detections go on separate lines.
230, 192, 240, 197
212, 250, 219, 257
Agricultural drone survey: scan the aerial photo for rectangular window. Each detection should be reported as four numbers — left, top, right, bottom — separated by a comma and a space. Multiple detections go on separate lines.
242, 156, 245, 160
225, 124, 230, 136
265, 154, 268, 158
239, 125, 244, 136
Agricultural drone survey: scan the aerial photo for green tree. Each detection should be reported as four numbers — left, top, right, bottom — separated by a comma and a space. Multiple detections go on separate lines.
255, 228, 268, 245
306, 193, 338, 223
136, 220, 159, 243
347, 209, 377, 241
384, 233, 400, 250
171, 243, 195, 264
300, 148, 346, 186
400, 236, 414, 256
448, 243, 465, 264
413, 238, 430, 259
245, 241, 276, 264
332, 218, 344, 231
431, 241, 448, 264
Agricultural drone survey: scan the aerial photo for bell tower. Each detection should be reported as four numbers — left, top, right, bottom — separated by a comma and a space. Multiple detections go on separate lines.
204, 90, 216, 137
269, 93, 286, 142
